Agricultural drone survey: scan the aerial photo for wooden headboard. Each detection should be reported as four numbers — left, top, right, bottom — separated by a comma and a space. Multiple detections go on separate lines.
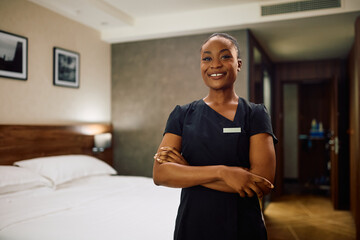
0, 124, 113, 166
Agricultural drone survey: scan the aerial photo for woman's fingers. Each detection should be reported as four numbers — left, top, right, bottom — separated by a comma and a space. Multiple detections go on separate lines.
154, 153, 165, 163
239, 191, 246, 198
160, 147, 187, 163
243, 188, 254, 197
154, 147, 188, 165
248, 183, 263, 198
154, 152, 173, 164
161, 146, 181, 157
159, 150, 178, 162
251, 174, 274, 189
237, 184, 263, 198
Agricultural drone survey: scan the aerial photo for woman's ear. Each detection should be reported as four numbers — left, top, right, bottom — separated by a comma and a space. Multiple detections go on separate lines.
237, 59, 242, 72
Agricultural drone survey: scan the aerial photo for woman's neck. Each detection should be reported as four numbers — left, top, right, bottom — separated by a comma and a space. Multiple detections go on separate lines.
203, 89, 238, 105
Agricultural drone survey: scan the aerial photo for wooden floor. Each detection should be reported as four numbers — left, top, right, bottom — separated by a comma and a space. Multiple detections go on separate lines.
264, 195, 356, 240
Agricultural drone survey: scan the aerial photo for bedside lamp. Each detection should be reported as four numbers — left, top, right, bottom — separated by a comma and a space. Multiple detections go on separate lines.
92, 133, 112, 152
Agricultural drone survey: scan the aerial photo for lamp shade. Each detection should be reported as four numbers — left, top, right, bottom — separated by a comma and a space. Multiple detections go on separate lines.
94, 133, 112, 149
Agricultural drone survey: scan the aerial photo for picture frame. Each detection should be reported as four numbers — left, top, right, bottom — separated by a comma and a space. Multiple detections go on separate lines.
53, 47, 79, 88
0, 30, 28, 80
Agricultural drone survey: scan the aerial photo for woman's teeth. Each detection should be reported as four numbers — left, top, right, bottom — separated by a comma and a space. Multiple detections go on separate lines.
210, 73, 224, 77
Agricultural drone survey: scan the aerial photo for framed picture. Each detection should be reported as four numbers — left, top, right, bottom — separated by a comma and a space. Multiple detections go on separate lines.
53, 47, 79, 88
0, 30, 28, 80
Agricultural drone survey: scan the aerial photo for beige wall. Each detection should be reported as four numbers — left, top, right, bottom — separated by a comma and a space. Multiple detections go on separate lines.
112, 31, 249, 176
0, 0, 111, 124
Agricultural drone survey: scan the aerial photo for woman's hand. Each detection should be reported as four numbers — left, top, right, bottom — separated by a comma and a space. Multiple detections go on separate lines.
220, 166, 274, 198
154, 146, 189, 165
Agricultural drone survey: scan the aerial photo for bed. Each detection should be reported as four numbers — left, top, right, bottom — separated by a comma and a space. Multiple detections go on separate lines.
0, 124, 180, 240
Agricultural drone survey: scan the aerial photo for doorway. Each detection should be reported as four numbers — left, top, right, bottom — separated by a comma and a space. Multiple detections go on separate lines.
283, 81, 332, 196
273, 60, 349, 209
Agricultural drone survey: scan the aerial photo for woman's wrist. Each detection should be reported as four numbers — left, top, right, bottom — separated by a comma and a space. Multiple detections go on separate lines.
216, 165, 227, 181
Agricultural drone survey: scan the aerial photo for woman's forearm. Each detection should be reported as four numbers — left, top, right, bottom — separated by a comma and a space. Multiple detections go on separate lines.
153, 161, 224, 188
154, 161, 273, 199
202, 180, 236, 193
202, 170, 273, 195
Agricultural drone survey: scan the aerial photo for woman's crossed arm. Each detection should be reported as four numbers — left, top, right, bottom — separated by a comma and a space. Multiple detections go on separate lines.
152, 133, 275, 198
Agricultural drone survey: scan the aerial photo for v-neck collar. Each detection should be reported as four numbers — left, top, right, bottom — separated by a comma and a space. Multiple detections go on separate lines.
201, 98, 240, 123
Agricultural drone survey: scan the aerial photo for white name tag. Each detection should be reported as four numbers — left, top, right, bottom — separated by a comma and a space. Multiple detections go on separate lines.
223, 127, 241, 133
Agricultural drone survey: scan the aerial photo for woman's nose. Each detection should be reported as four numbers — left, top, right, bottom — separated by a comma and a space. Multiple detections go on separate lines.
211, 58, 222, 68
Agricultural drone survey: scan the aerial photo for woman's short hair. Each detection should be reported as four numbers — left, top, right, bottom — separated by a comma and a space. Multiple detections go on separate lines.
201, 33, 241, 59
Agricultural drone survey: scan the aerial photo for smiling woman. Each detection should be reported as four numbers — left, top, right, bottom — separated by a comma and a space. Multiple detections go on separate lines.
153, 33, 277, 240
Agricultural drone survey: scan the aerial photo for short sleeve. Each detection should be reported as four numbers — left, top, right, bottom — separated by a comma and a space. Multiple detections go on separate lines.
249, 104, 278, 144
164, 105, 185, 136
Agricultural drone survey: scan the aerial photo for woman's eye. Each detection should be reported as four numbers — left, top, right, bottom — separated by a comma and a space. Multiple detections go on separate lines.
202, 57, 211, 62
221, 55, 232, 59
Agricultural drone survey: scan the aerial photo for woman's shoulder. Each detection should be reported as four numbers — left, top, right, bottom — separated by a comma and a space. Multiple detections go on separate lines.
238, 98, 271, 124
238, 97, 261, 108
238, 97, 267, 113
167, 99, 202, 121
173, 99, 203, 113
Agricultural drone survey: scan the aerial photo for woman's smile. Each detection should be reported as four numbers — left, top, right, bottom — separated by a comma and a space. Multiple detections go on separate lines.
209, 72, 226, 79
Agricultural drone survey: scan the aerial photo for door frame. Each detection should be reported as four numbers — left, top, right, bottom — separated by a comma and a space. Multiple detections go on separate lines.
274, 60, 342, 209
329, 75, 339, 208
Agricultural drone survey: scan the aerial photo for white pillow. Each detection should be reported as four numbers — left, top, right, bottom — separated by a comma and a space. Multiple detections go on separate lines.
0, 166, 52, 194
14, 155, 117, 187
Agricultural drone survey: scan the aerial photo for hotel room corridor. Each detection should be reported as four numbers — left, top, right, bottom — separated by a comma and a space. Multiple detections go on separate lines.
265, 194, 356, 240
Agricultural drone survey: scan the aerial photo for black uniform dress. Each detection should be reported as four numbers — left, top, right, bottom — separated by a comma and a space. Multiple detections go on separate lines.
164, 97, 277, 240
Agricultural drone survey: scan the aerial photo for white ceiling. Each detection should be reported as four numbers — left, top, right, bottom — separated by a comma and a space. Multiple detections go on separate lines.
28, 0, 360, 62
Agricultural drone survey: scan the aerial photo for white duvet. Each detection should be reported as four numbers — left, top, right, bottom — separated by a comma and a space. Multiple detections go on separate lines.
0, 175, 180, 240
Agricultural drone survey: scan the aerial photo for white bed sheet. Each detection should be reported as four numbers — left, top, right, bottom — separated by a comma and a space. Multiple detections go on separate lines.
0, 175, 180, 240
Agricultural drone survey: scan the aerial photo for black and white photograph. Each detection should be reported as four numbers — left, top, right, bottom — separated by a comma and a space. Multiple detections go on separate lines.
0, 30, 27, 80
53, 47, 79, 88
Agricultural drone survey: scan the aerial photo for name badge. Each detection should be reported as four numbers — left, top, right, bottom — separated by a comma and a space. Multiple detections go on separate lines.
223, 127, 241, 133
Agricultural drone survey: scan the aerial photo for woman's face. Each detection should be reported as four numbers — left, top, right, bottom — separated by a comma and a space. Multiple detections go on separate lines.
200, 36, 242, 91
